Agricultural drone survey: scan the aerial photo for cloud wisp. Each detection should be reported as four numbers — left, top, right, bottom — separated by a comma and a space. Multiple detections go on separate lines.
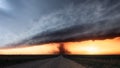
1, 0, 120, 47
22, 0, 120, 45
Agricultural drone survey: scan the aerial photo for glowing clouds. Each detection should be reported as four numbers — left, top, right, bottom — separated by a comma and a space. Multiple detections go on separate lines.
64, 37, 120, 55
0, 43, 60, 55
0, 37, 120, 55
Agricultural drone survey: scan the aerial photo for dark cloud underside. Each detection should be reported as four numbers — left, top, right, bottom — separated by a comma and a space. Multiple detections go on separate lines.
8, 0, 120, 46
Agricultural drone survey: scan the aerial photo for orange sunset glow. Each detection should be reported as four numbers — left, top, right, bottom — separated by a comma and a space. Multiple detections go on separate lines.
64, 37, 120, 55
0, 37, 120, 55
0, 43, 60, 55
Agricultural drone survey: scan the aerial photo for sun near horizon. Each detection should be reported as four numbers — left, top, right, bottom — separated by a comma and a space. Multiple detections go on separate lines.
64, 37, 120, 55
0, 37, 120, 55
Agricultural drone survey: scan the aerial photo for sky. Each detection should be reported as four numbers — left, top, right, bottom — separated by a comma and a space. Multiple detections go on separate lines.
0, 0, 120, 48
0, 0, 74, 46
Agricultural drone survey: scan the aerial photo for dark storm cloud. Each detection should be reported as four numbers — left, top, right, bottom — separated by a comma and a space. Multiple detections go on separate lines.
0, 0, 72, 46
8, 0, 120, 46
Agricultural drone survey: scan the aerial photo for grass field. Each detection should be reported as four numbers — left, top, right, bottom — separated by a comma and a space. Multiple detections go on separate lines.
0, 55, 120, 68
64, 55, 120, 68
0, 55, 59, 67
